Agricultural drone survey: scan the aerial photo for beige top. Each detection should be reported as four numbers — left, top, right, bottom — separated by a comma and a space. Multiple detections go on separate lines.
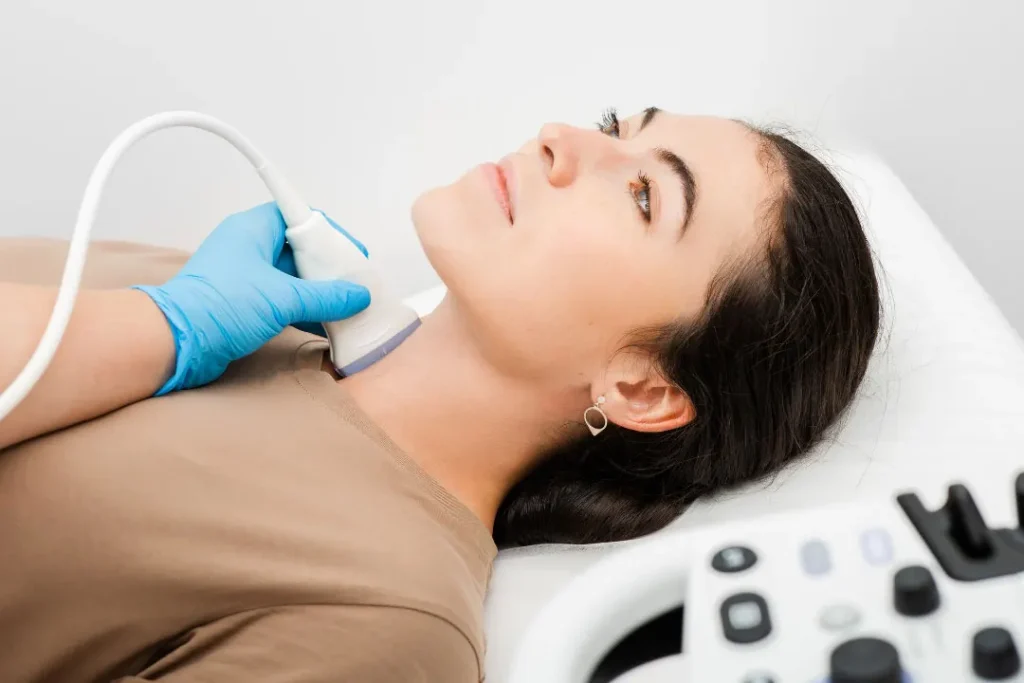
0, 238, 497, 682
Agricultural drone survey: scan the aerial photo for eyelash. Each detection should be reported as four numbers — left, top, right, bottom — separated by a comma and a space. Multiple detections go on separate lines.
596, 107, 652, 222
598, 108, 620, 138
631, 172, 652, 222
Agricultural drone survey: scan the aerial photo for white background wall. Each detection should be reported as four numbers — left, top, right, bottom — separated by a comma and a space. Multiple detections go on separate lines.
1, 1, 1021, 326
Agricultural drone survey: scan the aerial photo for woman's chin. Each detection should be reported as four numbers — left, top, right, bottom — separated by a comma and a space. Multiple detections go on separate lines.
410, 186, 462, 247
410, 186, 440, 232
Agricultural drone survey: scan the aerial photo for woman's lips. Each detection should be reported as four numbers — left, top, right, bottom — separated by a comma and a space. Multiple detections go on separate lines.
481, 161, 514, 225
498, 155, 517, 223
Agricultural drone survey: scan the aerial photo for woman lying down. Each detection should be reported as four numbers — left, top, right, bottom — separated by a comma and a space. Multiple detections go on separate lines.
0, 108, 881, 682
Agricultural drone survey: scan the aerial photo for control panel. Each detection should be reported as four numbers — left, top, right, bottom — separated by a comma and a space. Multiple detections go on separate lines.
686, 474, 1024, 681
507, 473, 1024, 683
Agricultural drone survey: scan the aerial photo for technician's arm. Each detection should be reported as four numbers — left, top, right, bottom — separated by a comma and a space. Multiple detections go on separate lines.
0, 284, 174, 450
0, 203, 369, 451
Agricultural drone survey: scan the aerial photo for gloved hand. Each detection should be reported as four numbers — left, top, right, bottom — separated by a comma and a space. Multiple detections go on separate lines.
133, 202, 370, 395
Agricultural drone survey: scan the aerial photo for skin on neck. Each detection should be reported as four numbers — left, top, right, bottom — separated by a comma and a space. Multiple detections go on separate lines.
337, 298, 588, 531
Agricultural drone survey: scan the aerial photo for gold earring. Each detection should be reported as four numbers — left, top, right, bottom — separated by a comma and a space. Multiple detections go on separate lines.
583, 396, 609, 436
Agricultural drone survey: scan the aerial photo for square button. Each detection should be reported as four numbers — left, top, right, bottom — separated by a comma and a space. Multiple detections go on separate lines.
720, 592, 772, 644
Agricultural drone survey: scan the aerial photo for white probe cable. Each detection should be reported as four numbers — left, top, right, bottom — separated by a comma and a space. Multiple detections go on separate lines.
0, 111, 312, 422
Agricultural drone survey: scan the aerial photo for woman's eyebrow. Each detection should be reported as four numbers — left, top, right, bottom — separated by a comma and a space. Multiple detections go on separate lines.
638, 107, 661, 133
633, 107, 696, 232
654, 147, 698, 234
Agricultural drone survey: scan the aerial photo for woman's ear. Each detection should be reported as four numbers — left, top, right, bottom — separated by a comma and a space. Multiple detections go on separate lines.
598, 355, 695, 433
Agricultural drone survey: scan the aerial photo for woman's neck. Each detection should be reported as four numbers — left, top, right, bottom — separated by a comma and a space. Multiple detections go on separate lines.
337, 298, 582, 531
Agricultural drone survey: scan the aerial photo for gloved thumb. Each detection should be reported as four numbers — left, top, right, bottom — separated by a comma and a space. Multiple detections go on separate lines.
286, 279, 372, 326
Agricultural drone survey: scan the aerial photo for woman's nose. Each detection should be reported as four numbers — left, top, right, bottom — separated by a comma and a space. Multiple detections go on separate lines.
537, 122, 582, 188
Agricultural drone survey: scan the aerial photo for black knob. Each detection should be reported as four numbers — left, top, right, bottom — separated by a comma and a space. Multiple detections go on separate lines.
1015, 472, 1024, 529
944, 484, 993, 559
973, 626, 1020, 680
893, 564, 940, 616
830, 636, 902, 683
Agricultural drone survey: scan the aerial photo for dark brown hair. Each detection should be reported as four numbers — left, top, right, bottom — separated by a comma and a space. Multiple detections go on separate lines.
493, 128, 881, 547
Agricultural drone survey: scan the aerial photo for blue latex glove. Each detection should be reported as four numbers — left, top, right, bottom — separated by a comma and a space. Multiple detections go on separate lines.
133, 202, 370, 395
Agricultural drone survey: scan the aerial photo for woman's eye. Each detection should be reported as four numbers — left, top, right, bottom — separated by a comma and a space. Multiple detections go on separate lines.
597, 108, 620, 138
631, 172, 652, 222
598, 109, 650, 222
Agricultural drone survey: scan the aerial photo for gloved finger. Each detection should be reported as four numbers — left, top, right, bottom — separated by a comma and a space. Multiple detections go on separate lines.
283, 279, 371, 325
264, 202, 290, 263
311, 208, 369, 257
291, 321, 328, 337
233, 201, 288, 263
275, 243, 299, 278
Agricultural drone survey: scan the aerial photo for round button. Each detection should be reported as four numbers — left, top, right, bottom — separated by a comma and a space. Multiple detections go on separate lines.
711, 545, 757, 573
973, 626, 1020, 680
893, 565, 940, 616
800, 539, 832, 576
819, 604, 862, 632
830, 636, 902, 683
860, 527, 894, 565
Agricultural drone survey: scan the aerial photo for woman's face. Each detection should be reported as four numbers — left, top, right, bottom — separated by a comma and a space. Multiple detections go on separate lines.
412, 109, 773, 385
